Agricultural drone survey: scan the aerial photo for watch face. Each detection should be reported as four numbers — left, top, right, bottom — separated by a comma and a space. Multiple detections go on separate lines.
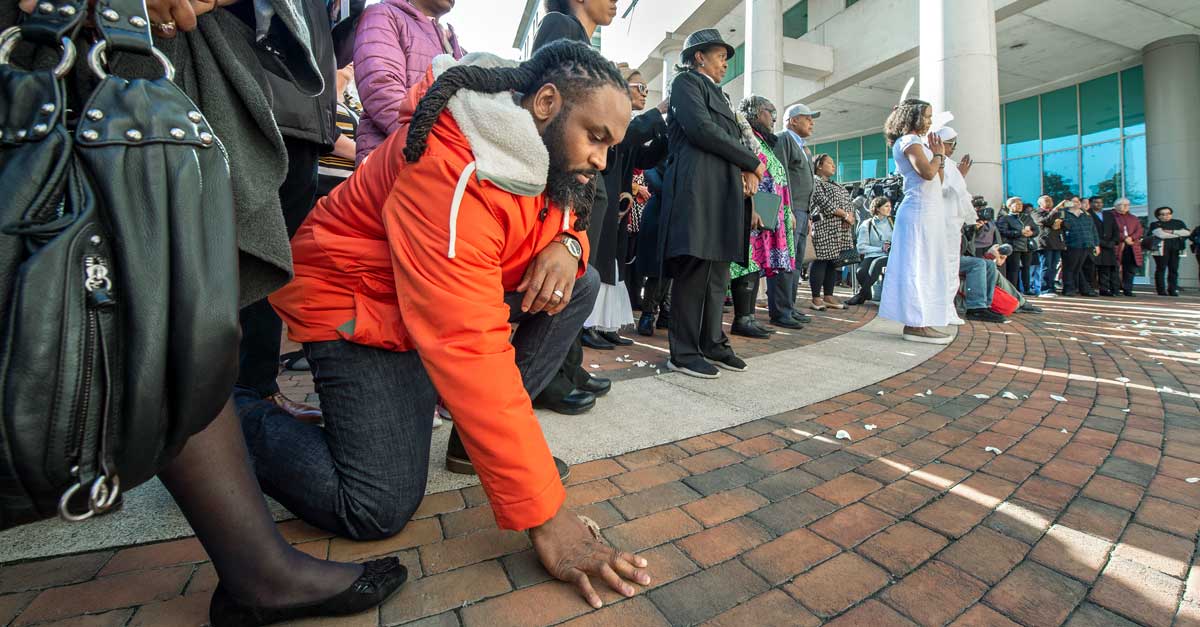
567, 238, 582, 258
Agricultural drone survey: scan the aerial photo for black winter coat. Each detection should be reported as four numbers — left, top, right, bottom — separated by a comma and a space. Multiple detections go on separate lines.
589, 109, 668, 284
1096, 210, 1121, 266
636, 165, 667, 278
996, 211, 1041, 252
658, 70, 761, 267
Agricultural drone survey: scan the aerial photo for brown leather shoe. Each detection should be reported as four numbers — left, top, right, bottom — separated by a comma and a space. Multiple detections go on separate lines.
266, 392, 323, 424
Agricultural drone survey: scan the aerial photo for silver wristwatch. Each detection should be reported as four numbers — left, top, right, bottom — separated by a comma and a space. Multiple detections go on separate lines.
556, 234, 582, 260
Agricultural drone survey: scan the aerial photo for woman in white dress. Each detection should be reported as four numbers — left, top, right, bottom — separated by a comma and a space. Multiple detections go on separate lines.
879, 99, 955, 344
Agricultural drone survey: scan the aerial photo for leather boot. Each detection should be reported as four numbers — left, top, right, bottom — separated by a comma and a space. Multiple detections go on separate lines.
655, 304, 671, 329
637, 312, 655, 336
730, 276, 769, 338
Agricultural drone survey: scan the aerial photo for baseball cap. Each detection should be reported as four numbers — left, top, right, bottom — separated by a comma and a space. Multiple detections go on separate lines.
783, 103, 821, 120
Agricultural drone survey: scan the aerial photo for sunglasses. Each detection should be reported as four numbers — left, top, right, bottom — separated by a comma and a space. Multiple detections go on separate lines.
629, 82, 648, 95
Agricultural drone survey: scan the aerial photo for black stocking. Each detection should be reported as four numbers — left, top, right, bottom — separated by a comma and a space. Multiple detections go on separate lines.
158, 400, 362, 607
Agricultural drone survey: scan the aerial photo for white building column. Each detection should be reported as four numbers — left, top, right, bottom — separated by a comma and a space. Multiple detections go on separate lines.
919, 0, 1003, 207
746, 0, 784, 129
1144, 34, 1200, 288
659, 42, 684, 106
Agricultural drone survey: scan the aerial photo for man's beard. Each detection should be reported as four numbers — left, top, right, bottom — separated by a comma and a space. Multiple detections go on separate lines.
544, 112, 598, 231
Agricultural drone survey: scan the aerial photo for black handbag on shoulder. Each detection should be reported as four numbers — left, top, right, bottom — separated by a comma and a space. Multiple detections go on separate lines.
0, 0, 240, 529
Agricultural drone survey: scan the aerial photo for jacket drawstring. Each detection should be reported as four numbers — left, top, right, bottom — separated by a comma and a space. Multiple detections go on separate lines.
448, 161, 478, 258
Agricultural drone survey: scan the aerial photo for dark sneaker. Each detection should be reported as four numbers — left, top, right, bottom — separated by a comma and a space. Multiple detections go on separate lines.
707, 354, 748, 372
446, 428, 570, 481
667, 358, 720, 379
965, 308, 1007, 323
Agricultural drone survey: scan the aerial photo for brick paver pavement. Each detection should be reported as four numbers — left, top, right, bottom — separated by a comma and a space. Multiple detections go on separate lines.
4, 292, 1200, 626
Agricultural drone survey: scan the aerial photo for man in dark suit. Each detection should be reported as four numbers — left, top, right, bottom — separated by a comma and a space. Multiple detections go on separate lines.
767, 103, 819, 328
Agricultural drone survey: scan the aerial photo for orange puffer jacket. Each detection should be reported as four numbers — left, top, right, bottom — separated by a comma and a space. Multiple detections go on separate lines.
271, 55, 590, 530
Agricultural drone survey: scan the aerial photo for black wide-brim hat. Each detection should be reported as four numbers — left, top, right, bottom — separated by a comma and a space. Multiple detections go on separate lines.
680, 28, 736, 65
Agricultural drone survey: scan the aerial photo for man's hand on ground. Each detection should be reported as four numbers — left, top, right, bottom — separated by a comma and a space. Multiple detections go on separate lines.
530, 509, 651, 608
517, 240, 577, 315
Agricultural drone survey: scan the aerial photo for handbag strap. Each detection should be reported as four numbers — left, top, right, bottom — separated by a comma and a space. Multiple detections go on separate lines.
14, 0, 87, 47
93, 0, 153, 55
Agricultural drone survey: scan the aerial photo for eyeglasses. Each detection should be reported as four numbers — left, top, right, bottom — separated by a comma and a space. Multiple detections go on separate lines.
629, 82, 648, 95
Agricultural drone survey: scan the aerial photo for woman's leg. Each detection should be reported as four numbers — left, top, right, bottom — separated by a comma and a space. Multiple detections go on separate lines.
822, 262, 838, 299
1155, 256, 1168, 294
1019, 252, 1034, 294
1167, 251, 1181, 294
809, 261, 827, 300
159, 401, 362, 608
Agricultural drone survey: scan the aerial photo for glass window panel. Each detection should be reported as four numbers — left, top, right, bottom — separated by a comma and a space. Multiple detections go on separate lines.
837, 138, 861, 182
1081, 141, 1121, 206
721, 44, 745, 85
1079, 73, 1120, 144
1005, 156, 1041, 203
1122, 66, 1145, 134
1004, 97, 1039, 158
1042, 150, 1079, 201
887, 155, 896, 174
783, 0, 808, 38
1124, 135, 1147, 205
847, 0, 859, 6
1041, 86, 1078, 152
812, 142, 836, 162
861, 133, 886, 179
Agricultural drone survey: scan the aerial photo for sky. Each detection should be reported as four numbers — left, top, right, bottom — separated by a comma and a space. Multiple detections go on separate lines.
441, 0, 530, 59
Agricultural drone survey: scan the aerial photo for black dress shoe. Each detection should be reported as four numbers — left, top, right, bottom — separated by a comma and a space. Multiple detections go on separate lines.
1170, 289, 1180, 297
533, 388, 596, 415
656, 312, 670, 329
792, 312, 813, 324
209, 558, 407, 627
751, 320, 775, 335
637, 313, 655, 336
446, 429, 572, 481
581, 328, 615, 350
844, 292, 869, 306
578, 375, 611, 397
731, 316, 770, 339
1123, 291, 1136, 297
598, 330, 634, 346
770, 317, 803, 329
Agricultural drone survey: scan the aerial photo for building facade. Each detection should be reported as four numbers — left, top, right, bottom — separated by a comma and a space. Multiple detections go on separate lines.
513, 0, 1200, 286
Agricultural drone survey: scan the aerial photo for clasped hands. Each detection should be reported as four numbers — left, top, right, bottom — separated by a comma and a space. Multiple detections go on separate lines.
741, 163, 766, 198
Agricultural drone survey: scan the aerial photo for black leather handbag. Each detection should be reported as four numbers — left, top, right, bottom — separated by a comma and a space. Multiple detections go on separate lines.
0, 0, 240, 529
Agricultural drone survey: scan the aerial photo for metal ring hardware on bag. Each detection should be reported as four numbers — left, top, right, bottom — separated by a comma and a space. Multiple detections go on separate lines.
0, 27, 76, 78
86, 39, 174, 81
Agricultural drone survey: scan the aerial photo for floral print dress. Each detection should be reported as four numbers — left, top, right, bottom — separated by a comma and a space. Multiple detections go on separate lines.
731, 134, 795, 279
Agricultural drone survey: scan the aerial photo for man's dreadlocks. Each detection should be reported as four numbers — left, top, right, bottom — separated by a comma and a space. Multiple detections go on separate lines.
404, 39, 628, 230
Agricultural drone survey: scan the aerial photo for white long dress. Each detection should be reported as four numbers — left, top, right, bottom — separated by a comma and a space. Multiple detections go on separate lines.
879, 134, 954, 327
942, 157, 975, 322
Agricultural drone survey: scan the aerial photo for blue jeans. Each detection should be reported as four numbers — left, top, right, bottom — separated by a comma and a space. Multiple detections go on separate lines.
1040, 249, 1062, 293
960, 256, 998, 310
240, 267, 600, 540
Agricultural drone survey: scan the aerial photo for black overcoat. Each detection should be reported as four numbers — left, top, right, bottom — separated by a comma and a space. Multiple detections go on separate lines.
658, 70, 761, 268
1096, 210, 1121, 266
588, 109, 669, 284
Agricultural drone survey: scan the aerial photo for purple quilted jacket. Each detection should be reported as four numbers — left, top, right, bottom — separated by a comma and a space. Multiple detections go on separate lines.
353, 0, 464, 163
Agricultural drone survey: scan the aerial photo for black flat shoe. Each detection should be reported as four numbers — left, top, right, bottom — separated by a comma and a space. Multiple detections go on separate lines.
844, 292, 868, 306
581, 329, 615, 350
792, 312, 813, 324
598, 331, 634, 346
446, 428, 571, 481
209, 558, 407, 627
578, 375, 611, 397
637, 313, 655, 336
655, 313, 670, 329
533, 388, 596, 415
